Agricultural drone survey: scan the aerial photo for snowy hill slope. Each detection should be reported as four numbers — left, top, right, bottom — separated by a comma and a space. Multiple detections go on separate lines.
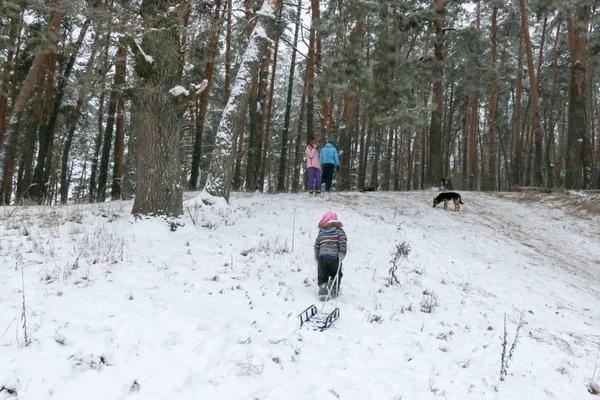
1, 190, 599, 399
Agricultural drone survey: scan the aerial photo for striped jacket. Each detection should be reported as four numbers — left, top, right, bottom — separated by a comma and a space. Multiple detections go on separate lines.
314, 221, 347, 261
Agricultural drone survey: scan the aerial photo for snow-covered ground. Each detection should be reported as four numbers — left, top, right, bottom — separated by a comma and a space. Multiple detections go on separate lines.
1, 190, 599, 399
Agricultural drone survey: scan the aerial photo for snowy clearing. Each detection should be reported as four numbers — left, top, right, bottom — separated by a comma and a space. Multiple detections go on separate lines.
1, 190, 600, 399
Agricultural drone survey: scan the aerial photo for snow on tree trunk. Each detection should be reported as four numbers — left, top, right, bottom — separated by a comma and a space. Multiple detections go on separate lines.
204, 1, 278, 202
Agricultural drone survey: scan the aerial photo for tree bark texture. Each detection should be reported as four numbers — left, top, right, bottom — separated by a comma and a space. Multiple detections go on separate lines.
131, 0, 189, 216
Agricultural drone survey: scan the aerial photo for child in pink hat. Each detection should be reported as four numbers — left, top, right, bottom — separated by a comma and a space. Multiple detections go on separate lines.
314, 211, 347, 298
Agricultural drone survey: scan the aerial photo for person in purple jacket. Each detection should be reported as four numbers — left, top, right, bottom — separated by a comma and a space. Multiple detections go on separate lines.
314, 211, 347, 298
305, 136, 321, 194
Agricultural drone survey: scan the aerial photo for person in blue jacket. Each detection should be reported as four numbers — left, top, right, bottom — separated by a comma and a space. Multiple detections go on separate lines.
319, 140, 339, 192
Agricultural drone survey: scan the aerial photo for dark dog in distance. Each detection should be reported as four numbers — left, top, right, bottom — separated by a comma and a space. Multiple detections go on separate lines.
433, 192, 464, 211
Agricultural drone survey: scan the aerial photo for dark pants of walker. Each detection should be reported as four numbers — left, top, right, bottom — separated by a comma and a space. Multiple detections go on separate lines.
318, 257, 342, 289
321, 164, 335, 192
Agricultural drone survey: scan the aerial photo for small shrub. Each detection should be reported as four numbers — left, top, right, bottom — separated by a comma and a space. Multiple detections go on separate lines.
388, 241, 411, 285
420, 291, 438, 313
500, 311, 525, 381
368, 314, 383, 324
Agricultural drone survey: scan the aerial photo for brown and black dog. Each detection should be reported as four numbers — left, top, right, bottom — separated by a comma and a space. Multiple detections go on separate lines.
433, 192, 464, 212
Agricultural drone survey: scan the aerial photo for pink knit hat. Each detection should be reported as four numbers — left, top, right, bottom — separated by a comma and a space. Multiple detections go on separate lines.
318, 211, 338, 226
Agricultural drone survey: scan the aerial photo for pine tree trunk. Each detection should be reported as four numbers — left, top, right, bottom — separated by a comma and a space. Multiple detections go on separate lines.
444, 84, 455, 180
565, 5, 590, 189
407, 129, 418, 190
204, 0, 279, 202
97, 87, 117, 202
31, 52, 58, 202
381, 128, 393, 191
357, 112, 368, 189
224, 0, 232, 102
111, 34, 128, 200
16, 67, 46, 200
42, 16, 91, 176
370, 130, 381, 188
310, 0, 327, 143
511, 37, 524, 188
393, 129, 400, 191
305, 14, 316, 143
519, 0, 543, 187
260, 7, 283, 193
546, 19, 561, 189
10, 9, 64, 118
486, 6, 499, 191
60, 31, 100, 204
292, 60, 309, 193
339, 7, 364, 191
427, 0, 445, 187
1, 118, 21, 205
190, 0, 222, 189
232, 1, 257, 191
0, 3, 21, 151
277, 0, 301, 192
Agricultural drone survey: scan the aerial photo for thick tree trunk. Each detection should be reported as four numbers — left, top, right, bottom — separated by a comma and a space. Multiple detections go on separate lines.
131, 0, 190, 216
204, 0, 279, 202
277, 0, 301, 192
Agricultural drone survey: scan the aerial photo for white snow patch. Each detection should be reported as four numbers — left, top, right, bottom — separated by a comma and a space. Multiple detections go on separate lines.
169, 85, 189, 97
133, 39, 153, 64
1, 191, 599, 399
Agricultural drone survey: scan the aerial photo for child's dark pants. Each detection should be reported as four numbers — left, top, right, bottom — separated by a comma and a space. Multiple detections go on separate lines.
318, 257, 342, 292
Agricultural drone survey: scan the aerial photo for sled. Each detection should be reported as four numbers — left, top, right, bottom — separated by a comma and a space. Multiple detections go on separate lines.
298, 304, 340, 332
